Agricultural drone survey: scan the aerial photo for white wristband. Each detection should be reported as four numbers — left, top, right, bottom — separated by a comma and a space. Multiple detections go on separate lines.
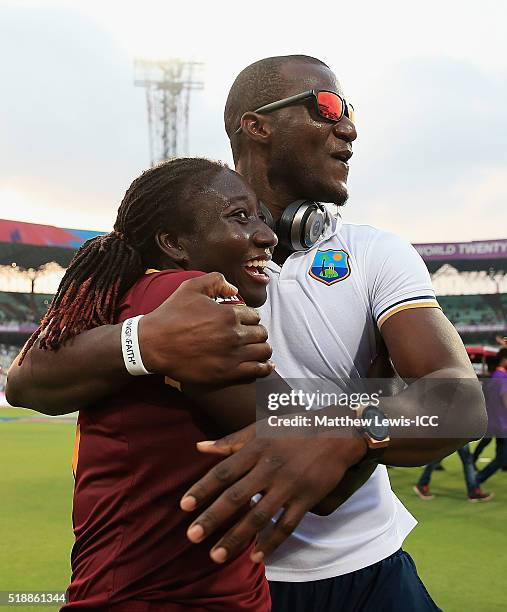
121, 315, 152, 376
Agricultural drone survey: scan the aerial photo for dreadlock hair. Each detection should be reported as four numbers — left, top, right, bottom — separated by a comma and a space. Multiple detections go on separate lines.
19, 157, 227, 363
224, 55, 329, 164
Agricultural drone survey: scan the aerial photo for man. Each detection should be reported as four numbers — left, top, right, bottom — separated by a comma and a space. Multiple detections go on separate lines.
7, 56, 486, 611
179, 55, 486, 610
476, 347, 507, 484
473, 340, 507, 466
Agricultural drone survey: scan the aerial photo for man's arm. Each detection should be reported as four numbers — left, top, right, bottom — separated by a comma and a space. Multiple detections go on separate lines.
177, 306, 486, 563
363, 231, 486, 463
373, 306, 487, 466
6, 273, 273, 415
186, 348, 400, 516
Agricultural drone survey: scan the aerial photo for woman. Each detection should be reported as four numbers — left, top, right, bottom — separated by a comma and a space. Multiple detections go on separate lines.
23, 158, 276, 611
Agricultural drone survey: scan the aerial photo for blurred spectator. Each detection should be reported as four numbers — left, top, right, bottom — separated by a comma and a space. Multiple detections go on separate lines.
476, 348, 507, 485
413, 444, 493, 502
0, 343, 20, 394
473, 437, 492, 464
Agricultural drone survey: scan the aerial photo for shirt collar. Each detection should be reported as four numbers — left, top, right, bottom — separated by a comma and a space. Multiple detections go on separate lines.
319, 203, 342, 243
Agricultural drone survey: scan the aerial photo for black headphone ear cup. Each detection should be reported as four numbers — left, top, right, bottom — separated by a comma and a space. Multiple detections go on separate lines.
277, 200, 325, 251
276, 200, 307, 251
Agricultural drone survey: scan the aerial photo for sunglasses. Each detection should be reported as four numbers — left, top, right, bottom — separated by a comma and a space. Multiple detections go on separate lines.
235, 90, 354, 134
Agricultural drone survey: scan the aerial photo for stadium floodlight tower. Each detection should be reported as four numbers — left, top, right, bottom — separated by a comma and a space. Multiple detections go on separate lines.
134, 58, 204, 165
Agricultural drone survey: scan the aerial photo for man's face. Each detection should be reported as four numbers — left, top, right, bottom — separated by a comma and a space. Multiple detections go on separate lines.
266, 62, 357, 206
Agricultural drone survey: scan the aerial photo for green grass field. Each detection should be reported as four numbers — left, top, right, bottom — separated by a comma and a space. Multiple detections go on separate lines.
1, 406, 506, 611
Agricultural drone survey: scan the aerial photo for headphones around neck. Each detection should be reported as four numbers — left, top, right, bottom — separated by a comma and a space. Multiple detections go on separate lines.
260, 200, 327, 252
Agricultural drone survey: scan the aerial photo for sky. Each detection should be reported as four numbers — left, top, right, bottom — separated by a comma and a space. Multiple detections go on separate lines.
0, 0, 506, 242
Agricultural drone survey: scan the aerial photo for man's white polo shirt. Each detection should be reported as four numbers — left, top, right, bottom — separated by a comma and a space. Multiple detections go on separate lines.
259, 211, 439, 582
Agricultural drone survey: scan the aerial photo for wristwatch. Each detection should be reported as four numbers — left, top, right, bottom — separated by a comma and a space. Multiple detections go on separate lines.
356, 405, 391, 463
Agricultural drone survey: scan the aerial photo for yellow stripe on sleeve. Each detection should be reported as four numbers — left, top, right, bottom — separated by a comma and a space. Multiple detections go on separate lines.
378, 302, 441, 329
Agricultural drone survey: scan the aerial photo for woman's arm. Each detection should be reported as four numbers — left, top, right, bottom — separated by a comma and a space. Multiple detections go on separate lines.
6, 274, 273, 414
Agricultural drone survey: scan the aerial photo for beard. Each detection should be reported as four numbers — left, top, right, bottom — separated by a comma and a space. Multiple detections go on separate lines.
267, 147, 350, 206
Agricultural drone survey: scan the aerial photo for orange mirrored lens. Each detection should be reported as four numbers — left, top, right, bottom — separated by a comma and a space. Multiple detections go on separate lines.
317, 91, 343, 121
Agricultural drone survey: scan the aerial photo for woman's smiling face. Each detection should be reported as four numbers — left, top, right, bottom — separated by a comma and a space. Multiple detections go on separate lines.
169, 168, 277, 307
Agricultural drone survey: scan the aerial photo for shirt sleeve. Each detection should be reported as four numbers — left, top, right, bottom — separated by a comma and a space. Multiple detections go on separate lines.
118, 269, 245, 320
365, 229, 440, 329
119, 270, 207, 317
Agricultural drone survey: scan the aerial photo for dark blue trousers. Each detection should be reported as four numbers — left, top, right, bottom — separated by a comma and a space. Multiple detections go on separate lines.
477, 438, 507, 484
417, 444, 478, 496
268, 549, 441, 612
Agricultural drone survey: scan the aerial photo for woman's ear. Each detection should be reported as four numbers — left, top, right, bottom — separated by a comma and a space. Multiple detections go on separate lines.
155, 231, 189, 268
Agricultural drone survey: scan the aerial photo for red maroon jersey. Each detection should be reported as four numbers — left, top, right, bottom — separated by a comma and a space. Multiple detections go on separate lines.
63, 270, 270, 611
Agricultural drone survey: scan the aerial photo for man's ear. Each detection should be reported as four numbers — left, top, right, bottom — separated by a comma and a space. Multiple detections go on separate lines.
239, 112, 273, 144
155, 231, 189, 267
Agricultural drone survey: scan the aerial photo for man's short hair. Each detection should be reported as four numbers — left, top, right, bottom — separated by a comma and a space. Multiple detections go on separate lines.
497, 348, 507, 362
224, 55, 329, 163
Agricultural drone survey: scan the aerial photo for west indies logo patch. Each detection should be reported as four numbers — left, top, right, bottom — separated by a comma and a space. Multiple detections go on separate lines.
309, 249, 351, 285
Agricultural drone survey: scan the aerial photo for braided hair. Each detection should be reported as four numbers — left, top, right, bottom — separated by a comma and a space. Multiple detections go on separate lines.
19, 157, 227, 362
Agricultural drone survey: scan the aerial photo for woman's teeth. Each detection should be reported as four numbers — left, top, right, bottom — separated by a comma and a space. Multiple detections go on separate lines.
245, 259, 268, 269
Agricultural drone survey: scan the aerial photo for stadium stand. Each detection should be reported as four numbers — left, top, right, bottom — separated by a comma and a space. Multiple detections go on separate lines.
438, 295, 506, 328
0, 219, 506, 394
0, 219, 105, 396
0, 292, 52, 326
0, 343, 19, 399
414, 240, 507, 351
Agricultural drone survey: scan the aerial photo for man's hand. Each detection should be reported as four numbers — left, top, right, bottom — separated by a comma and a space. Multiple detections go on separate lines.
179, 422, 366, 564
139, 272, 273, 385
195, 426, 377, 516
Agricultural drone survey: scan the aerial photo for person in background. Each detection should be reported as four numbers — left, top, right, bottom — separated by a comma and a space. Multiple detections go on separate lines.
413, 444, 492, 502
472, 437, 492, 465
476, 348, 507, 485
